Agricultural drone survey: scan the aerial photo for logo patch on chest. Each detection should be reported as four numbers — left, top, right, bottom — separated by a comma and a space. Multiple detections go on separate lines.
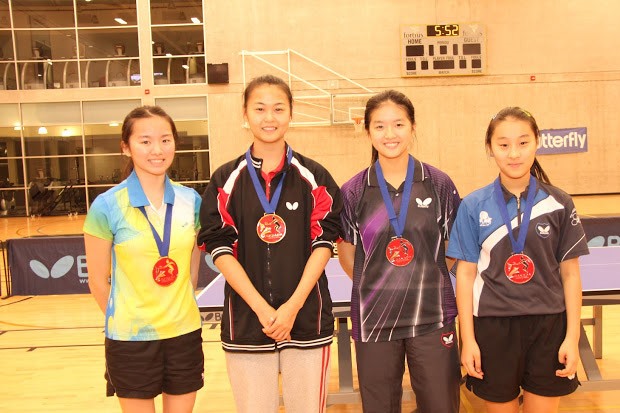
479, 211, 492, 227
415, 197, 432, 208
536, 223, 551, 238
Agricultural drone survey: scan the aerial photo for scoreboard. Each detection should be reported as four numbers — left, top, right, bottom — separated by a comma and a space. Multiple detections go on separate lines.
401, 23, 486, 77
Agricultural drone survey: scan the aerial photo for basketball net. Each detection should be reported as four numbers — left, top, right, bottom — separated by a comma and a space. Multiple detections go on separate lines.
352, 116, 364, 136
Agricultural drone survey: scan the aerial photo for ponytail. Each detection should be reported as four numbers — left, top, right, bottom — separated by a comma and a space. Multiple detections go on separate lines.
371, 147, 378, 164
122, 158, 134, 180
531, 158, 551, 185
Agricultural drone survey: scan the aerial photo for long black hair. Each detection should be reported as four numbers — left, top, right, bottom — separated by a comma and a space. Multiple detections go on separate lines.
485, 106, 551, 184
364, 90, 415, 164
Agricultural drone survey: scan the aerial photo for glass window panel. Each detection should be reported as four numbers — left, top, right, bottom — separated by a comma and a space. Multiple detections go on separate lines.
77, 0, 137, 27
11, 0, 75, 29
0, 1, 9, 29
14, 29, 75, 60
80, 60, 107, 88
85, 154, 125, 184
0, 132, 24, 157
61, 61, 82, 88
88, 185, 113, 203
168, 153, 210, 182
169, 152, 211, 182
184, 182, 209, 196
46, 60, 80, 89
0, 104, 20, 127
23, 130, 83, 157
27, 179, 87, 216
83, 126, 122, 156
155, 97, 207, 120
0, 158, 24, 186
0, 61, 18, 89
152, 57, 170, 84
83, 101, 141, 124
77, 28, 139, 58
186, 55, 205, 84
18, 60, 52, 89
0, 30, 14, 59
21, 102, 81, 126
106, 58, 130, 87
150, 0, 203, 26
25, 155, 83, 184
151, 26, 203, 56
0, 188, 27, 216
153, 56, 203, 85
175, 121, 209, 150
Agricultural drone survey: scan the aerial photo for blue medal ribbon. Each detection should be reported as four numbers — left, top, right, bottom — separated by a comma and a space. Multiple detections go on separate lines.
375, 155, 415, 238
138, 203, 173, 257
245, 146, 293, 214
493, 175, 537, 254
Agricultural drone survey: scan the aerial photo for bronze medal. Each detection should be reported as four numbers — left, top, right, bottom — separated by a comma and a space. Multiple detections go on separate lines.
385, 237, 414, 266
152, 256, 178, 286
257, 213, 286, 244
504, 253, 535, 284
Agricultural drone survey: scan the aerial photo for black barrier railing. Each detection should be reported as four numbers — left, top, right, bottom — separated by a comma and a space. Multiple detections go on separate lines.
1, 240, 9, 297
5, 235, 217, 296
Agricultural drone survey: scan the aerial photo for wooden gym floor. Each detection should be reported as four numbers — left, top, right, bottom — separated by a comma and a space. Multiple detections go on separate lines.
1, 194, 619, 412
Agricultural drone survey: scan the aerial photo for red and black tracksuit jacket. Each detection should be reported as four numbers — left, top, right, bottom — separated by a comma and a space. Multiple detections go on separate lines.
198, 145, 343, 352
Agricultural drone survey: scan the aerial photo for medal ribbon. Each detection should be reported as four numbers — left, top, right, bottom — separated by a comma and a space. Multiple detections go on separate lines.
375, 155, 415, 238
138, 203, 173, 257
245, 146, 293, 214
493, 175, 537, 254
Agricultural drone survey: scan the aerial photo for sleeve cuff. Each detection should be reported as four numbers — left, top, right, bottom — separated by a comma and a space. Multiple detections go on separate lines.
211, 246, 234, 261
311, 239, 334, 251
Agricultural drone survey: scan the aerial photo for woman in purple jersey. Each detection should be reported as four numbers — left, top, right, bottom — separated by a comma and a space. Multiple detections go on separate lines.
339, 90, 461, 412
448, 107, 588, 413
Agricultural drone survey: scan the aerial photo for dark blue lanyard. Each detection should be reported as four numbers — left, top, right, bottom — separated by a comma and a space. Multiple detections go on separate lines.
138, 203, 173, 257
245, 147, 292, 214
492, 175, 537, 254
375, 155, 415, 238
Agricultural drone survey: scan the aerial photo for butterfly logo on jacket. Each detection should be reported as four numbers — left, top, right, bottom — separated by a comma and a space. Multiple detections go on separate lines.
416, 197, 432, 208
536, 223, 551, 238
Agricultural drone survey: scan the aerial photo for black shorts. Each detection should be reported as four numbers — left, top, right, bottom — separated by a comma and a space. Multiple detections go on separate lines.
466, 312, 579, 403
105, 328, 204, 399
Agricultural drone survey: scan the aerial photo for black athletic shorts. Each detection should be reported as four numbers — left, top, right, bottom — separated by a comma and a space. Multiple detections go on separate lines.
466, 312, 579, 403
104, 328, 204, 399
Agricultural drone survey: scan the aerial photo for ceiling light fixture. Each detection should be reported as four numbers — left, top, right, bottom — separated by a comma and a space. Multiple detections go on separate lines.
38, 126, 48, 135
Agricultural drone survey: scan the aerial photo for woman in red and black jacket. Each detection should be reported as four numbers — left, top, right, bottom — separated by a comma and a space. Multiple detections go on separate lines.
198, 74, 342, 413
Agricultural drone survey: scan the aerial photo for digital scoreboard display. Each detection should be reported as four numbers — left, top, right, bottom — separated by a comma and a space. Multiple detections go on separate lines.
401, 23, 486, 77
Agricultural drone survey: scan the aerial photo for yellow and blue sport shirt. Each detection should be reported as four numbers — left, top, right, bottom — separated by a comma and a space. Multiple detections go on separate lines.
83, 171, 202, 341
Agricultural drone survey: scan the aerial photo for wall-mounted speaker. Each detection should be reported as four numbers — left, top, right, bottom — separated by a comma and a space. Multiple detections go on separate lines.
207, 63, 229, 84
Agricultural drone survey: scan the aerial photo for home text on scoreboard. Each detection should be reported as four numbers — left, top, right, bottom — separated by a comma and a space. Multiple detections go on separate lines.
401, 23, 486, 77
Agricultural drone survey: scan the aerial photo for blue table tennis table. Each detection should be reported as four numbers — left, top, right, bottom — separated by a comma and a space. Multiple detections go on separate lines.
197, 246, 620, 402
